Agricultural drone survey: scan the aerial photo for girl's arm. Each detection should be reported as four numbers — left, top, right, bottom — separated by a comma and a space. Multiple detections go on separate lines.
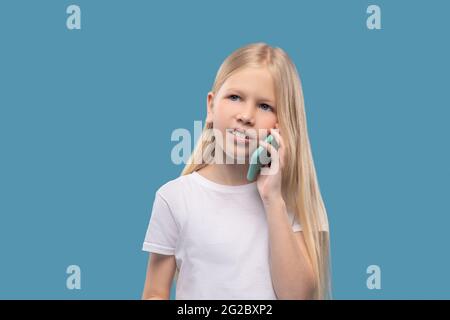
265, 198, 317, 300
141, 253, 176, 300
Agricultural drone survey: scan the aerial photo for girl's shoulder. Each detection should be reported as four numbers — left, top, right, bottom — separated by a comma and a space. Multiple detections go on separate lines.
155, 172, 195, 199
152, 174, 196, 225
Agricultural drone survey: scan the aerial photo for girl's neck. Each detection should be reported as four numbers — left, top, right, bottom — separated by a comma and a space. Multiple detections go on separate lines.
197, 163, 252, 186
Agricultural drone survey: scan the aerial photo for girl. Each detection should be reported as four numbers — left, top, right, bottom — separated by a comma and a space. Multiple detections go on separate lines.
141, 42, 331, 300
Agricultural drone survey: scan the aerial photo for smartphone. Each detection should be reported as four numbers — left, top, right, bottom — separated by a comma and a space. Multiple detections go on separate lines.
246, 134, 280, 181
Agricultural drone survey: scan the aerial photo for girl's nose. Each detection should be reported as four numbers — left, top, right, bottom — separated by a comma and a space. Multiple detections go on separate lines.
238, 114, 252, 125
237, 112, 254, 126
237, 103, 255, 125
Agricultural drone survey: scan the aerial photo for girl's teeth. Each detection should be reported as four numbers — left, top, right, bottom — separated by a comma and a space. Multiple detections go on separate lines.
233, 130, 247, 138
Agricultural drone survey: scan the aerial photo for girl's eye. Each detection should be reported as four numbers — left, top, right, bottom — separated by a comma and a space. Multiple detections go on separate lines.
228, 94, 274, 112
259, 103, 274, 112
228, 94, 241, 101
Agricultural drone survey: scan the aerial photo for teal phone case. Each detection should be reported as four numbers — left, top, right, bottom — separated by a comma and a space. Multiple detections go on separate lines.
246, 134, 279, 181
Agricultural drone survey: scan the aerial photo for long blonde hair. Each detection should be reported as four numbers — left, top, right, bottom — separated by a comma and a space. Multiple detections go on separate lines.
180, 42, 331, 299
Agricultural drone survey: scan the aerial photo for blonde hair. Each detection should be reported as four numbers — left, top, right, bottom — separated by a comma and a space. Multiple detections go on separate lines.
179, 42, 331, 299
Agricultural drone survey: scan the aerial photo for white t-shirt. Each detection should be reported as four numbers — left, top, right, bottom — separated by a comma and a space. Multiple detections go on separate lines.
142, 170, 328, 300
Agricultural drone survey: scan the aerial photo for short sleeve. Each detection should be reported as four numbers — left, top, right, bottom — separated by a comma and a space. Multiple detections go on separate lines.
287, 210, 329, 233
287, 210, 303, 232
142, 192, 179, 255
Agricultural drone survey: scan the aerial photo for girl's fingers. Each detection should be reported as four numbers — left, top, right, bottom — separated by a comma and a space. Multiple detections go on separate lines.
269, 128, 284, 151
259, 140, 278, 165
260, 133, 285, 170
259, 140, 276, 156
270, 128, 286, 168
259, 140, 281, 175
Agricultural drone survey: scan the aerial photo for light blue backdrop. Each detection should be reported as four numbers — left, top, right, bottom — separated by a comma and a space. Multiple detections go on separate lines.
0, 0, 449, 299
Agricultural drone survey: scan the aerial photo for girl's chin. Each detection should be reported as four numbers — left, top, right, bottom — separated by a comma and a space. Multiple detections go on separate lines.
226, 147, 254, 164
215, 144, 253, 164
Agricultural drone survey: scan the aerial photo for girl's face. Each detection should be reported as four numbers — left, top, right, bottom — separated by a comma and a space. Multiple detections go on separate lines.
206, 67, 278, 162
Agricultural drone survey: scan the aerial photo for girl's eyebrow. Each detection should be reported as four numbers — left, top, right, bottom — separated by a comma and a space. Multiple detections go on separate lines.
226, 88, 275, 105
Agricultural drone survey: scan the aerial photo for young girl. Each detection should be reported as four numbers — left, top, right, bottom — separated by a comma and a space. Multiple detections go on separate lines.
141, 42, 330, 300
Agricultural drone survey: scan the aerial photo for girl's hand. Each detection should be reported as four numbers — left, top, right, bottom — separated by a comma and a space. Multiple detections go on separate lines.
256, 126, 286, 207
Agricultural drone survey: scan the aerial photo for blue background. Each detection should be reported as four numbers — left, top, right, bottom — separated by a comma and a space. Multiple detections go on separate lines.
0, 0, 449, 299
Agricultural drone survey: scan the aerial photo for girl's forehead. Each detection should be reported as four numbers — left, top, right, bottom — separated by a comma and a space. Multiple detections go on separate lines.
220, 68, 276, 100
228, 67, 272, 82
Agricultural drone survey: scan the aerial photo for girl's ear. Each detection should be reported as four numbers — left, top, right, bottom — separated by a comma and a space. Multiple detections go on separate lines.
206, 92, 215, 123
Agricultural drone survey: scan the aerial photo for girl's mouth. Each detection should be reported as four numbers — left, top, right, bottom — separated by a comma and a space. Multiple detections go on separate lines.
228, 128, 251, 143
